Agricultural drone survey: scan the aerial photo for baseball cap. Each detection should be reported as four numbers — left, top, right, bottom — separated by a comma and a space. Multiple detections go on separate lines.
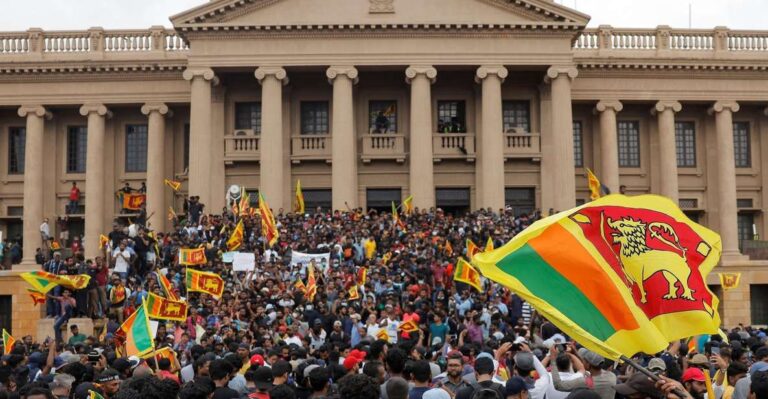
343, 355, 364, 371
615, 373, 664, 398
682, 367, 707, 382
689, 354, 710, 367
250, 354, 265, 366
513, 352, 534, 371
648, 357, 667, 373
253, 367, 274, 390
505, 376, 529, 396
750, 361, 768, 377
577, 348, 604, 367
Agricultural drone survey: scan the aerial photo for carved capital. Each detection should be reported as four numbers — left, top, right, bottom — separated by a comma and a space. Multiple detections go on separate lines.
594, 100, 624, 114
18, 105, 51, 119
255, 67, 289, 85
79, 103, 111, 118
544, 66, 578, 83
141, 102, 172, 117
182, 68, 218, 85
326, 66, 358, 85
405, 65, 437, 84
651, 100, 682, 115
475, 65, 508, 84
708, 101, 740, 115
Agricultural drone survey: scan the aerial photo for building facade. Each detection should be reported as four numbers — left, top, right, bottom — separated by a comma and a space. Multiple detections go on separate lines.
1, 0, 768, 336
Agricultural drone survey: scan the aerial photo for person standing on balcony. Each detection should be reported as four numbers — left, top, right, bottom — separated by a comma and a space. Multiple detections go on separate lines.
67, 182, 80, 214
40, 217, 51, 254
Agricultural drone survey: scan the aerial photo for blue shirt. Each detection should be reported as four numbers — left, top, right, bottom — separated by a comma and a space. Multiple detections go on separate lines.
409, 387, 431, 399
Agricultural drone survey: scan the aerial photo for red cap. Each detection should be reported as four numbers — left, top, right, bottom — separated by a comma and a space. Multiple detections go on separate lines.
343, 355, 363, 371
250, 354, 265, 366
682, 367, 707, 382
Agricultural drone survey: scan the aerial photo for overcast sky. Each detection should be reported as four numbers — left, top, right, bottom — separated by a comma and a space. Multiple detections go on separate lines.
0, 0, 764, 31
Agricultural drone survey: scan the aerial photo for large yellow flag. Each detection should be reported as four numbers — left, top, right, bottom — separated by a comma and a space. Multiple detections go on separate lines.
474, 195, 722, 359
295, 180, 305, 214
227, 219, 244, 251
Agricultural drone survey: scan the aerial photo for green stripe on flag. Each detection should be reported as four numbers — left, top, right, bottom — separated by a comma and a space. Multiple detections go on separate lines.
132, 306, 153, 354
497, 244, 616, 341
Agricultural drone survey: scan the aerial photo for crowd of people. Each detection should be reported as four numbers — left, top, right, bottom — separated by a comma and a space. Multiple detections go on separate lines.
2, 195, 768, 399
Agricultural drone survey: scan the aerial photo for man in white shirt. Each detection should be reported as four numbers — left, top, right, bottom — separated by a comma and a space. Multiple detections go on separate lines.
547, 352, 585, 399
111, 241, 133, 279
40, 218, 51, 250
513, 344, 552, 399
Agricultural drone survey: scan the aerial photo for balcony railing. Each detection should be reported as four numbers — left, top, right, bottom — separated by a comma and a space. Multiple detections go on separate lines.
504, 133, 541, 160
224, 135, 260, 163
433, 133, 475, 162
0, 27, 188, 57
574, 26, 768, 57
361, 134, 405, 163
292, 135, 331, 162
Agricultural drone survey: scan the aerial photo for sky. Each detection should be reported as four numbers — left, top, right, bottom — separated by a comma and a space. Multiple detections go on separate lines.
0, 0, 764, 31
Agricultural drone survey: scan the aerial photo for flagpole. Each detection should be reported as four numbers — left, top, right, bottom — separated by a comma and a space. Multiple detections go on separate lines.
619, 355, 687, 398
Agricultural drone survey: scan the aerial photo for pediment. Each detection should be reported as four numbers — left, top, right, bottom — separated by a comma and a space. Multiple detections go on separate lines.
171, 0, 590, 29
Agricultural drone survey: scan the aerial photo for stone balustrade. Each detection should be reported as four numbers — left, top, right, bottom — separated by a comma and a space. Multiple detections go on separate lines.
0, 27, 188, 58
503, 132, 541, 160
432, 133, 475, 162
361, 134, 406, 163
224, 135, 261, 162
574, 26, 768, 55
291, 135, 332, 163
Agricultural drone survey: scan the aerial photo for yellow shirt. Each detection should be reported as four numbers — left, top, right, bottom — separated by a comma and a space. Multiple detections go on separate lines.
364, 240, 376, 260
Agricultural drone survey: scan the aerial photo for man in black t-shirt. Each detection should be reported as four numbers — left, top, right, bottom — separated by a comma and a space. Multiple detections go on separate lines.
455, 357, 505, 399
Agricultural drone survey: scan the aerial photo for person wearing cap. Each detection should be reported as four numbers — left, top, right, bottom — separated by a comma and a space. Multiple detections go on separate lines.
94, 369, 121, 399
510, 344, 551, 399
680, 367, 708, 399
615, 372, 665, 399
455, 356, 506, 399
648, 358, 668, 377
550, 346, 615, 399
505, 376, 530, 399
244, 367, 275, 399
343, 350, 366, 375
309, 319, 327, 351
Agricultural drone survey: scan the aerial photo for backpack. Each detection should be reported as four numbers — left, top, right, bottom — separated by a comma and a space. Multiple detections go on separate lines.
469, 382, 504, 399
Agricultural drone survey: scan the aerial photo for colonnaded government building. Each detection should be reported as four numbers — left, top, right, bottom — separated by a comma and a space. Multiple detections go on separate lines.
1, 0, 768, 336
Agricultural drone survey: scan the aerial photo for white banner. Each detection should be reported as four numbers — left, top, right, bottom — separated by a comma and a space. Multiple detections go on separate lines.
290, 251, 331, 268
233, 252, 256, 272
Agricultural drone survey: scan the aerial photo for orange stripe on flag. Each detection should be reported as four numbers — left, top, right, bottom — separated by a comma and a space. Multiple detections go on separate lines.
527, 223, 639, 331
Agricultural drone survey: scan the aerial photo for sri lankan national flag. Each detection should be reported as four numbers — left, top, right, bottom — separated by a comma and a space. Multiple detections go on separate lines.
148, 346, 178, 369
443, 240, 453, 256
2, 329, 15, 355
376, 329, 390, 342
402, 195, 414, 215
179, 247, 207, 266
295, 180, 305, 214
186, 268, 224, 298
295, 279, 307, 294
454, 258, 482, 292
122, 193, 146, 210
258, 193, 279, 247
719, 272, 741, 290
473, 194, 722, 359
118, 303, 154, 357
357, 267, 367, 286
145, 292, 188, 322
27, 288, 46, 306
21, 271, 91, 294
348, 285, 360, 300
227, 219, 244, 251
392, 202, 406, 232
238, 189, 251, 217
164, 178, 181, 191
586, 168, 611, 201
485, 237, 494, 252
306, 264, 318, 301
167, 207, 177, 221
154, 271, 178, 300
467, 239, 481, 260
398, 319, 419, 333
99, 234, 110, 250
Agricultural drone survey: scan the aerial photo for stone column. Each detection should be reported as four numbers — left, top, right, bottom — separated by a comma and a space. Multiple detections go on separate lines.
652, 101, 682, 202
594, 100, 623, 194
18, 105, 50, 267
255, 67, 289, 209
476, 66, 509, 211
406, 66, 437, 210
79, 104, 110, 260
141, 103, 171, 232
182, 68, 217, 208
709, 101, 741, 258
545, 66, 578, 212
327, 66, 358, 210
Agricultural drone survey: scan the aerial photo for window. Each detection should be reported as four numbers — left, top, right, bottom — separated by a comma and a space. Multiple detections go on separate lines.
738, 198, 754, 209
573, 121, 583, 167
366, 188, 402, 211
184, 123, 190, 170
436, 188, 470, 216
303, 189, 332, 212
8, 127, 25, 174
245, 190, 259, 207
734, 122, 751, 168
67, 126, 87, 173
234, 102, 262, 133
301, 102, 329, 135
7, 206, 23, 216
737, 213, 755, 243
617, 121, 640, 167
437, 101, 467, 133
502, 101, 530, 133
675, 122, 696, 167
505, 188, 536, 217
678, 198, 698, 209
125, 124, 148, 172
368, 101, 397, 134
751, 285, 768, 325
